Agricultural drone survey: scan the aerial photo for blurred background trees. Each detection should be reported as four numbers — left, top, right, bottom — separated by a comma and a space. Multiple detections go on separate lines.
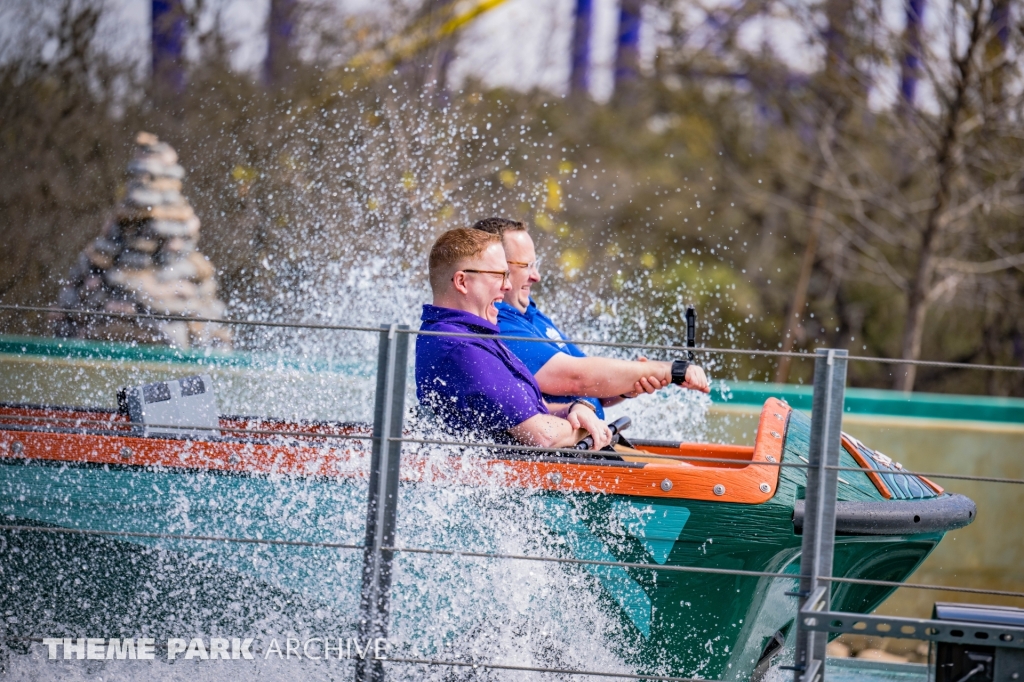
0, 0, 1022, 394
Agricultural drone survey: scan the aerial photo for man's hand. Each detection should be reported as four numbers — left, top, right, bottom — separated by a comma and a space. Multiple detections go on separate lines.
621, 356, 668, 398
566, 403, 613, 450
682, 364, 710, 393
511, 404, 613, 450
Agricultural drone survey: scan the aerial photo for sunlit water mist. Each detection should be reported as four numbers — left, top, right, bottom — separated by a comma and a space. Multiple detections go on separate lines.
388, 456, 642, 680
3, 448, 646, 681
605, 388, 711, 443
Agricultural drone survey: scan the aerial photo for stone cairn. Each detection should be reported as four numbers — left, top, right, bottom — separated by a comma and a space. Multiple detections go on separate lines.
55, 132, 232, 349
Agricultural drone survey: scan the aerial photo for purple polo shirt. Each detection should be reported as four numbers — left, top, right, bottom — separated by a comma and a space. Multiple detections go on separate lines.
415, 304, 549, 437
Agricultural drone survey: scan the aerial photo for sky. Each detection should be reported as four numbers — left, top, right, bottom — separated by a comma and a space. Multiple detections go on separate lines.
0, 0, 969, 112
73, 0, 631, 101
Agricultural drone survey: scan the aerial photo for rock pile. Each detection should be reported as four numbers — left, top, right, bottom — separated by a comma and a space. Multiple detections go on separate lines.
55, 132, 232, 349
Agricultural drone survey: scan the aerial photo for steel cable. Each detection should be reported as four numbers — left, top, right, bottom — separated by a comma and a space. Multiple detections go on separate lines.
389, 436, 1024, 486
384, 545, 1024, 599
0, 523, 361, 550
0, 303, 379, 334
0, 412, 372, 443
410, 328, 1024, 372
2, 523, 1021, 599
382, 656, 704, 681
2, 413, 1023, 486
3, 303, 1023, 372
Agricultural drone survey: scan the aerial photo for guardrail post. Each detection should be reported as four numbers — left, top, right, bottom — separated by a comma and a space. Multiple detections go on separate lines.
793, 348, 847, 682
356, 323, 409, 682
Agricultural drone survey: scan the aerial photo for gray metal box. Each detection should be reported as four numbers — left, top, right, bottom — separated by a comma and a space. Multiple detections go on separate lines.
117, 374, 220, 439
932, 603, 1024, 682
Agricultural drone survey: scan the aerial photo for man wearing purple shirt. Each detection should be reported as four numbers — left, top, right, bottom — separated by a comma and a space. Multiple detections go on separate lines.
416, 228, 612, 450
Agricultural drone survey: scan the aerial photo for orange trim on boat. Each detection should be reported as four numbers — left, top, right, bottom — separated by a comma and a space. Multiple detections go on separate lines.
841, 434, 892, 499
0, 400, 789, 504
917, 475, 945, 495
840, 434, 945, 498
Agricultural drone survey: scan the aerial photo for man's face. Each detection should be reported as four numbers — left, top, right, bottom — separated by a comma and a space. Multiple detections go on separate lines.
455, 242, 512, 324
501, 230, 540, 313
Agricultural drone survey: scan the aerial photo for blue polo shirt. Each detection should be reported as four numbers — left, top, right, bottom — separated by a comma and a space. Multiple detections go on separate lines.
415, 304, 549, 438
496, 300, 604, 418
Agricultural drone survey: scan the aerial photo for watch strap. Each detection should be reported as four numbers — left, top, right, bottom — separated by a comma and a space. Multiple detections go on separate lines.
671, 359, 690, 385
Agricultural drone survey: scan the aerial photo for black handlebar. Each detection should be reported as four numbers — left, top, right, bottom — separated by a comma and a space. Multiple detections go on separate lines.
573, 416, 632, 451
685, 305, 696, 361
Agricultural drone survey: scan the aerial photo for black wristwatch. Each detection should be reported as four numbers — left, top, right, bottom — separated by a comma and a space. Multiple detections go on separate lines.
671, 359, 691, 385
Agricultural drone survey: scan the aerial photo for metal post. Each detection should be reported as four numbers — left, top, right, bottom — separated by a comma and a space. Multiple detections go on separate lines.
356, 324, 409, 682
793, 348, 847, 682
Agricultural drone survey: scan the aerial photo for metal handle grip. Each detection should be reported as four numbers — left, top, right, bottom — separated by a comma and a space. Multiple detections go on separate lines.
573, 416, 632, 450
685, 305, 696, 361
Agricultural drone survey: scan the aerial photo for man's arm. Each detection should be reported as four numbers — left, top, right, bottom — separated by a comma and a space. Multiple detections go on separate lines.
601, 358, 663, 407
508, 403, 612, 450
533, 354, 673, 398
535, 353, 710, 399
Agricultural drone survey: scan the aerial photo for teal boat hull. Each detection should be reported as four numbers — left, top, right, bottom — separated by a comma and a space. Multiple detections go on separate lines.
0, 405, 966, 679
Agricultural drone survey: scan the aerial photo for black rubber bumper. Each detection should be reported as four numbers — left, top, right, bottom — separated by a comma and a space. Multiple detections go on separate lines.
793, 493, 976, 536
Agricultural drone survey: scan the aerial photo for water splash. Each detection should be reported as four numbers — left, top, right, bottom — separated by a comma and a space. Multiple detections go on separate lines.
0, 88, 770, 680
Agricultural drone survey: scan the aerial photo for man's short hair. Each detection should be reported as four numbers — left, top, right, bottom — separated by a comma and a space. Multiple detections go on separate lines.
429, 228, 501, 294
472, 217, 527, 237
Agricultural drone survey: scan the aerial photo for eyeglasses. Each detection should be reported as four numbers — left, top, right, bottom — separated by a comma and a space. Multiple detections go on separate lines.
507, 257, 542, 272
457, 269, 511, 284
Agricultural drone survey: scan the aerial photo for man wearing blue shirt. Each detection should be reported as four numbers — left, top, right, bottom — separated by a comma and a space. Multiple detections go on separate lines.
472, 218, 709, 412
415, 227, 612, 450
